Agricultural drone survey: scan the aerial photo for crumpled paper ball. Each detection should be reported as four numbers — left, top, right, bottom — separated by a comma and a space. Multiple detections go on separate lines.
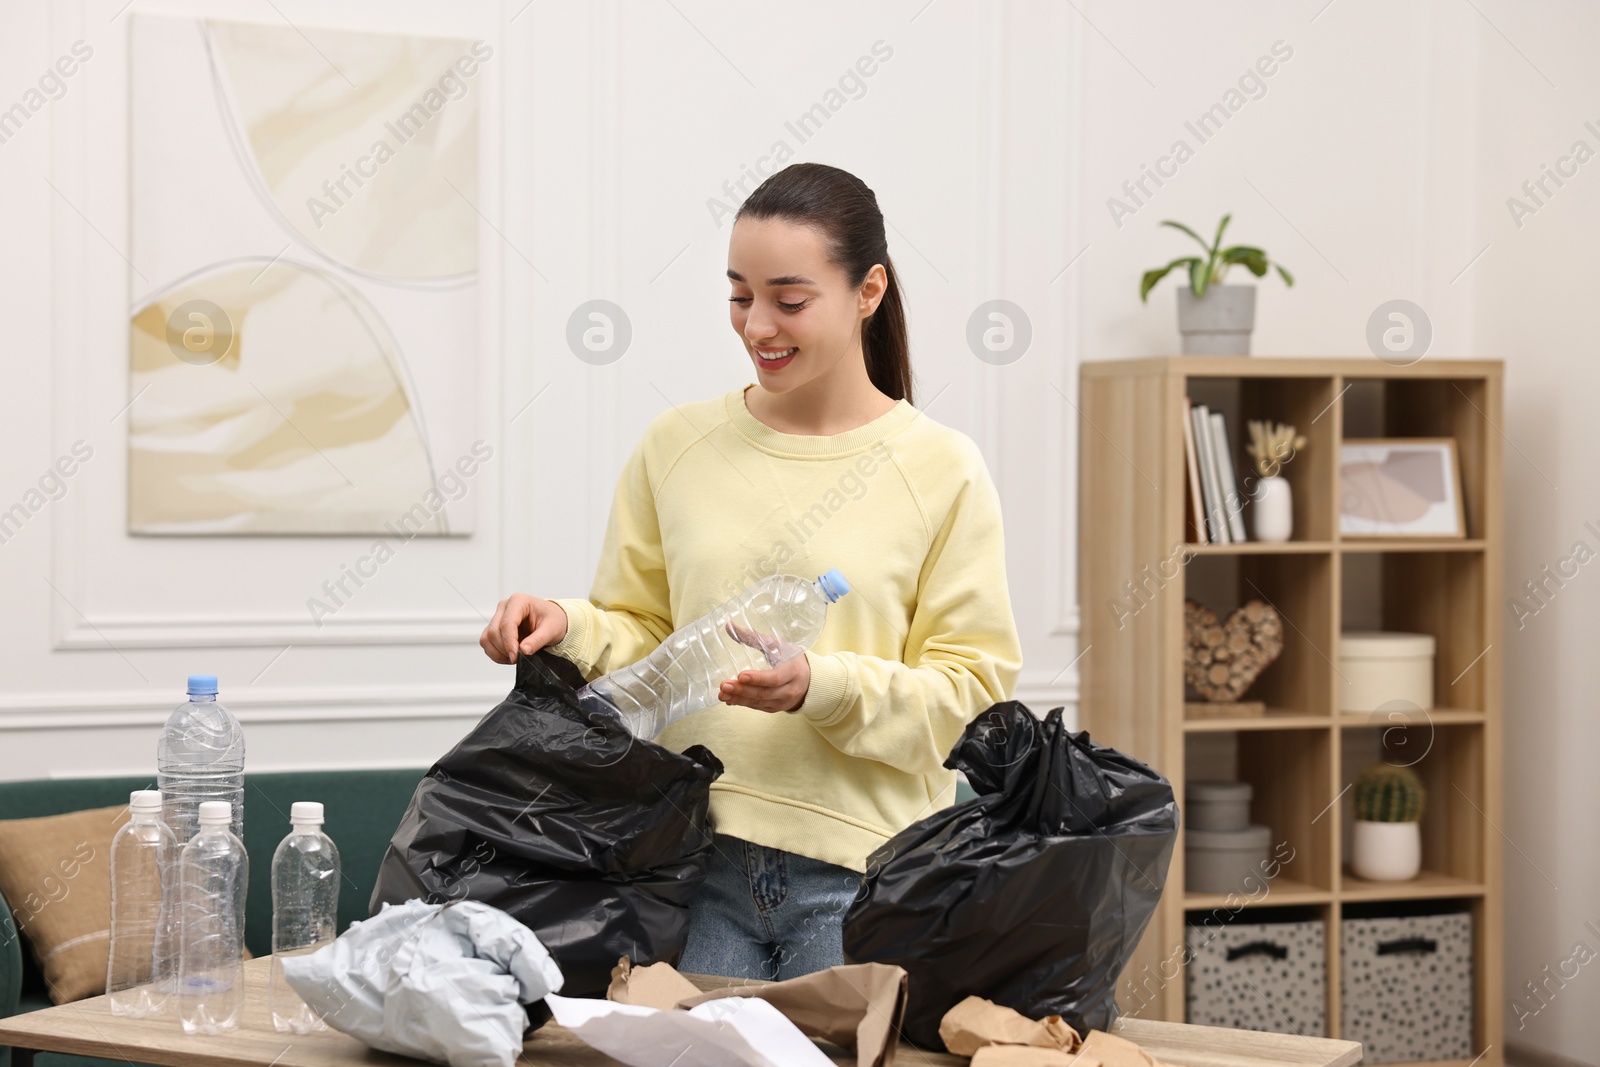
281, 898, 563, 1067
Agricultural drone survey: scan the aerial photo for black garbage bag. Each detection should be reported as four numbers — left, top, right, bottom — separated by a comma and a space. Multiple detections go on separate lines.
369, 648, 723, 1024
842, 701, 1177, 1049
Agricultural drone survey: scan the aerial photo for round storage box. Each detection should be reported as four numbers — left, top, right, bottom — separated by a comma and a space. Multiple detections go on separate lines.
1338, 631, 1435, 713
1186, 780, 1252, 832
1185, 823, 1271, 895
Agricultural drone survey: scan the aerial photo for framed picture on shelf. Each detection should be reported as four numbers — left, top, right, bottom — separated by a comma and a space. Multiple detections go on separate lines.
1339, 438, 1465, 538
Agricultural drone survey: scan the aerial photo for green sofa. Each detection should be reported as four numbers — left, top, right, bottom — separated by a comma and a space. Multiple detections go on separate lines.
0, 768, 429, 1067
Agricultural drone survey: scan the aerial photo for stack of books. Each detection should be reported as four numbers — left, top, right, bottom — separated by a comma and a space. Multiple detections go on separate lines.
1183, 399, 1247, 545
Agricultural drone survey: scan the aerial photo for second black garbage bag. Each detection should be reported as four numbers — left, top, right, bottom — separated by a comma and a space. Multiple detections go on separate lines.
842, 700, 1179, 1050
370, 648, 723, 1014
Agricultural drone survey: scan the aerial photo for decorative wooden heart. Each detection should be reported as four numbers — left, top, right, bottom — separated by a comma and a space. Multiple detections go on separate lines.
1184, 598, 1285, 702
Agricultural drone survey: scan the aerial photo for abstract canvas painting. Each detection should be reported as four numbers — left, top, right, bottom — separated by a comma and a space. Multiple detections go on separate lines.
128, 16, 486, 534
1339, 439, 1465, 538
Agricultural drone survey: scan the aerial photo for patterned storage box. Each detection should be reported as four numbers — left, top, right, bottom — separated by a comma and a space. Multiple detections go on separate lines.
1186, 917, 1326, 1036
1342, 911, 1473, 1063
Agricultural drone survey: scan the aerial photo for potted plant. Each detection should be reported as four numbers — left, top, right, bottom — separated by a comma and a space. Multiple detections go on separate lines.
1139, 214, 1294, 355
1349, 763, 1425, 881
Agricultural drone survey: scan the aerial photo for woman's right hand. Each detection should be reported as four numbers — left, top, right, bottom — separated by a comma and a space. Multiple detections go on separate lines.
480, 594, 570, 664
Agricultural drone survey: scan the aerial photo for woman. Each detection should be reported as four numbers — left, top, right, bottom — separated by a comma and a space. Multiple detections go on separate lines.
480, 162, 1022, 980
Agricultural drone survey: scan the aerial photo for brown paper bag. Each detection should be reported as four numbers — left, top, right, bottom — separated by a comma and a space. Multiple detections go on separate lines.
939, 996, 1175, 1067
939, 995, 1081, 1056
605, 956, 702, 1008
680, 962, 908, 1067
605, 956, 909, 1067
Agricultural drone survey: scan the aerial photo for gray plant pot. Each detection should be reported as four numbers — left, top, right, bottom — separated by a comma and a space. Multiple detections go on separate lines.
1176, 284, 1256, 355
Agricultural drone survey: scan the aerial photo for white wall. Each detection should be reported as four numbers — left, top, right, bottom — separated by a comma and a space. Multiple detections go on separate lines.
1474, 6, 1600, 1062
1, 1, 1594, 1061
0, 0, 1083, 773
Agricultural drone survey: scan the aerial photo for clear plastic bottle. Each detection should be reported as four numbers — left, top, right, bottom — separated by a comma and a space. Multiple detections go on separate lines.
175, 800, 249, 1036
575, 569, 850, 739
269, 801, 340, 1033
157, 675, 245, 847
106, 790, 177, 1017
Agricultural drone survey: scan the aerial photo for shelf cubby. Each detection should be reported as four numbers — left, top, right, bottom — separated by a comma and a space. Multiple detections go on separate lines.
1339, 722, 1487, 890
1181, 904, 1334, 1038
1185, 551, 1334, 719
1190, 373, 1341, 544
1185, 726, 1336, 898
1079, 357, 1504, 1067
1339, 898, 1483, 1060
1340, 549, 1490, 717
1342, 375, 1495, 542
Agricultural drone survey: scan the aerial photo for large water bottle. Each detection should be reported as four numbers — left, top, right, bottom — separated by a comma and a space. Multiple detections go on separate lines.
175, 800, 249, 1035
269, 801, 341, 1034
157, 675, 245, 847
106, 790, 177, 1017
575, 569, 850, 739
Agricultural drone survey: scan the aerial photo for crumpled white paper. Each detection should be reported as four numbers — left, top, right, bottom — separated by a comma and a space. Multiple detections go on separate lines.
545, 992, 835, 1067
280, 898, 563, 1067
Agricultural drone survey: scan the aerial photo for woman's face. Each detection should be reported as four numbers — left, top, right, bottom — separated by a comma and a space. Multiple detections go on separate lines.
726, 216, 885, 393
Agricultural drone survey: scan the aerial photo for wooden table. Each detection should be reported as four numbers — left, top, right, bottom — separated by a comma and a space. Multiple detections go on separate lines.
0, 956, 1361, 1067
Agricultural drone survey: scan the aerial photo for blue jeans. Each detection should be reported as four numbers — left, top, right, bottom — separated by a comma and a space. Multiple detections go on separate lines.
678, 832, 863, 981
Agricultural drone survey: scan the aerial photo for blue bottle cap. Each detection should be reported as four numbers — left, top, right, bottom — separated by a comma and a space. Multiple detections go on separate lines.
818, 569, 851, 602
187, 674, 218, 697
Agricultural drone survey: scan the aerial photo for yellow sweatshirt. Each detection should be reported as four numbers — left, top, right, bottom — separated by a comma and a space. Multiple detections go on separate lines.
546, 382, 1023, 873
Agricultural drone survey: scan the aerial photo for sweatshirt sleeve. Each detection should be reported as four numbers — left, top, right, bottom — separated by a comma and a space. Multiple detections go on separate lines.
794, 449, 1024, 776
544, 437, 674, 682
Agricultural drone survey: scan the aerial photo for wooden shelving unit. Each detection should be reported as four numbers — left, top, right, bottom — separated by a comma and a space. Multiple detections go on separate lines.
1077, 357, 1503, 1065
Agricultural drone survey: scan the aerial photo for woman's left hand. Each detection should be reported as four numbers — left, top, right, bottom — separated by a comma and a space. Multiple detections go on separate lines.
719, 622, 810, 713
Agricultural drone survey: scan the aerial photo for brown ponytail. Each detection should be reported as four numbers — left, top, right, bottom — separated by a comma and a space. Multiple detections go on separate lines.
735, 163, 914, 407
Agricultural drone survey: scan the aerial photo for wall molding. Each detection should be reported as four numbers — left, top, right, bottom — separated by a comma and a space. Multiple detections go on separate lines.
1058, 5, 1084, 645
0, 680, 508, 731
58, 614, 487, 650
1015, 659, 1080, 704
1050, 606, 1081, 639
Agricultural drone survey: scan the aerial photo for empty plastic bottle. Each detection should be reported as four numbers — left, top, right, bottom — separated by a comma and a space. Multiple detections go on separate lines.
175, 800, 249, 1036
575, 569, 850, 739
269, 801, 340, 1034
157, 675, 245, 847
106, 790, 177, 1017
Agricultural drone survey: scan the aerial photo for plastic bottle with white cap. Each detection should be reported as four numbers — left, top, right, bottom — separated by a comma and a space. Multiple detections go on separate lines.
269, 801, 341, 1033
106, 790, 177, 1016
175, 800, 248, 1035
574, 569, 852, 739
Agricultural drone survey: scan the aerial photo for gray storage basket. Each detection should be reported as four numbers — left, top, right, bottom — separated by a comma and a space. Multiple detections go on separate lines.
1341, 909, 1473, 1063
1185, 913, 1326, 1037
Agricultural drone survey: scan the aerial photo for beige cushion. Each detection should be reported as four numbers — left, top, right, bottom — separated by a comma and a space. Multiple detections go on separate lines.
0, 803, 131, 1004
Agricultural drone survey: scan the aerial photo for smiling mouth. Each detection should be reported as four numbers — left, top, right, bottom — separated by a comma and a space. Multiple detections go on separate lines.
755, 346, 797, 361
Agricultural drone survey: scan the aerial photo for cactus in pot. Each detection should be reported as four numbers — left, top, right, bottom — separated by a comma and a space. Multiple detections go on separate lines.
1353, 764, 1426, 822
1349, 764, 1425, 881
